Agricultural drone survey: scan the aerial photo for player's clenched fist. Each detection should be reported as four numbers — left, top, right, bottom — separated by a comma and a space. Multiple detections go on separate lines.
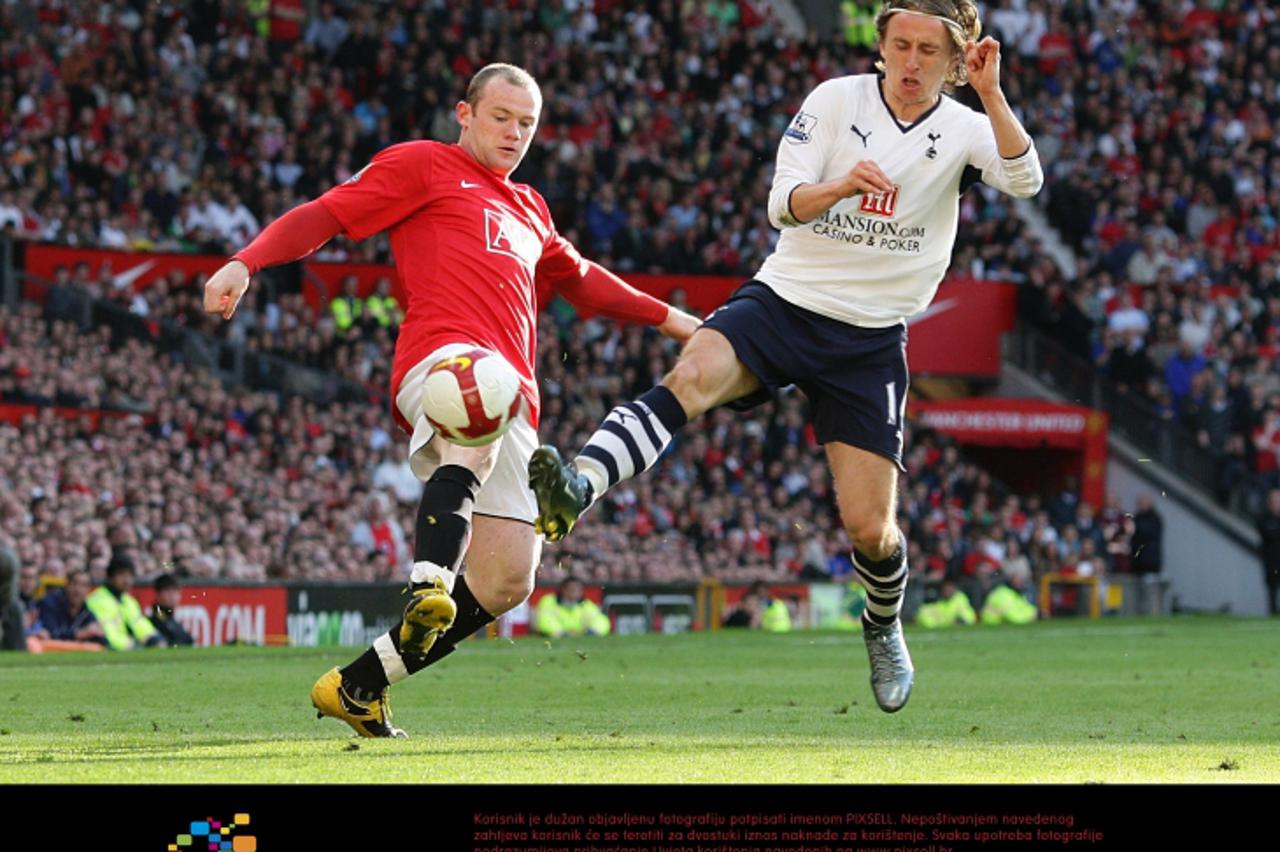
203, 259, 250, 320
964, 37, 1002, 96
841, 160, 895, 198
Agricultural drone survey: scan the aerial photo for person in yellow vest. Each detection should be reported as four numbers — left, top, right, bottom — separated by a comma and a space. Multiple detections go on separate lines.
743, 580, 793, 632
915, 580, 977, 628
86, 556, 165, 650
721, 578, 788, 629
840, 1, 879, 48
534, 576, 611, 637
329, 274, 363, 336
980, 573, 1038, 625
245, 0, 270, 37
724, 581, 792, 630
364, 276, 404, 330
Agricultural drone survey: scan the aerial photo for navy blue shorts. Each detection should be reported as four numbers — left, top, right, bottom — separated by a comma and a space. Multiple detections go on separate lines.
702, 280, 908, 469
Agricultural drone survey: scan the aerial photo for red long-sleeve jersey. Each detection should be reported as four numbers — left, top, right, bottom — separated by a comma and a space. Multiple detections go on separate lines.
235, 140, 669, 432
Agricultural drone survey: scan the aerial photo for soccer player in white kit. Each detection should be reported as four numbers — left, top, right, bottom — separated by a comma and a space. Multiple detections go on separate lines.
531, 0, 1043, 712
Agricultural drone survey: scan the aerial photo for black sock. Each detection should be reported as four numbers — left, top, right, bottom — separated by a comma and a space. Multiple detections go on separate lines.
413, 464, 482, 575
340, 647, 390, 697
340, 576, 497, 693
400, 574, 495, 673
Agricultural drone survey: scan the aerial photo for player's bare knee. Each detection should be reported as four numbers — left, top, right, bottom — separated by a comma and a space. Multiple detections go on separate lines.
480, 563, 535, 615
848, 516, 898, 560
663, 357, 714, 417
435, 435, 501, 481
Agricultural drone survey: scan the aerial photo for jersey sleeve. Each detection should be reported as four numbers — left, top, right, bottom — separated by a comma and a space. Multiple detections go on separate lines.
537, 228, 591, 284
553, 261, 669, 325
964, 113, 1044, 199
317, 141, 437, 241
529, 191, 590, 285
768, 79, 844, 229
232, 199, 341, 274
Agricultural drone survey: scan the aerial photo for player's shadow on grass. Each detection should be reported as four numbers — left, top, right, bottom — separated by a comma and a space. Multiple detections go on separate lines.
2, 738, 302, 764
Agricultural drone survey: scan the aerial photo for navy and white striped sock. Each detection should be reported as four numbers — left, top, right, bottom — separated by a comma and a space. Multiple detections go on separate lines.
575, 385, 688, 500
854, 541, 908, 627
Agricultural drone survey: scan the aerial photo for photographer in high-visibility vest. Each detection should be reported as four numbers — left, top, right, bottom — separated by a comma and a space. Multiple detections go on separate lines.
724, 581, 793, 632
329, 274, 363, 336
915, 580, 977, 629
534, 576, 611, 638
980, 573, 1038, 625
86, 556, 165, 650
840, 1, 878, 48
755, 580, 792, 633
364, 275, 404, 331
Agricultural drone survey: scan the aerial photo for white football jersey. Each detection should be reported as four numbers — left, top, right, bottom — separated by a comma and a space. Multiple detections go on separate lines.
758, 73, 1043, 327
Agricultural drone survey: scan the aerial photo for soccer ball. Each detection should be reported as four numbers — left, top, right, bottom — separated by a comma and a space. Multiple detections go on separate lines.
421, 347, 523, 447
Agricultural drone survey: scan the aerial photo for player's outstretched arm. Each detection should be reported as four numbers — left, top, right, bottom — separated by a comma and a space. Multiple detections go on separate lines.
203, 199, 343, 320
552, 260, 700, 344
964, 36, 1032, 159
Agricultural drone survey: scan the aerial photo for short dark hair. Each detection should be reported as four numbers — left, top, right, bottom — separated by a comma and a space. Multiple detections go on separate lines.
106, 555, 136, 578
154, 573, 180, 593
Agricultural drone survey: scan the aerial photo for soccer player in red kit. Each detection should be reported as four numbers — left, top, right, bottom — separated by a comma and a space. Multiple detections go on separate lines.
203, 63, 699, 737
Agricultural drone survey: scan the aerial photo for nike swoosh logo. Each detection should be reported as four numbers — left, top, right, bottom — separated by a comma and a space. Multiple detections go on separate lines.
112, 260, 156, 290
460, 181, 482, 189
906, 297, 959, 326
338, 689, 371, 717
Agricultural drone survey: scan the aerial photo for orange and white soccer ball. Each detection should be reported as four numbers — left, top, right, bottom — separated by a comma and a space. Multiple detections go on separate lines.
421, 347, 522, 446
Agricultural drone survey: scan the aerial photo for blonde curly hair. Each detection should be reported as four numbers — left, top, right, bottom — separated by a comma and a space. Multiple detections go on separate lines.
874, 0, 982, 88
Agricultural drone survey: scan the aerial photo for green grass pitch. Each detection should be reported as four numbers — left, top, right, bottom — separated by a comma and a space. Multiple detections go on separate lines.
1, 616, 1277, 783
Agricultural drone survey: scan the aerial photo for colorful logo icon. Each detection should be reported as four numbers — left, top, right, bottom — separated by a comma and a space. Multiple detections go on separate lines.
168, 814, 255, 851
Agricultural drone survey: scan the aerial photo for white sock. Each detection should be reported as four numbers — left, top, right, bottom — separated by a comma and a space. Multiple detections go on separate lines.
409, 560, 456, 593
373, 633, 410, 684
576, 462, 608, 505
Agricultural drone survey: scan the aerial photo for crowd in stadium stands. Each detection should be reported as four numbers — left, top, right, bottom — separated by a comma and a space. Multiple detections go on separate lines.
6, 0, 1277, 507
0, 0, 1193, 611
984, 1, 1280, 498
0, 298, 417, 586
2, 288, 1164, 614
0, 2, 1027, 292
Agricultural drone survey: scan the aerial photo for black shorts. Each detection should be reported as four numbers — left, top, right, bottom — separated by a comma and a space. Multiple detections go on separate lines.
702, 280, 908, 469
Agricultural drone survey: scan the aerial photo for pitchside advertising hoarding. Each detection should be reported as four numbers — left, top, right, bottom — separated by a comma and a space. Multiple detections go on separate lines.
505, 584, 702, 637
131, 585, 288, 647
126, 582, 834, 646
132, 583, 402, 648
285, 584, 403, 648
23, 243, 1015, 377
